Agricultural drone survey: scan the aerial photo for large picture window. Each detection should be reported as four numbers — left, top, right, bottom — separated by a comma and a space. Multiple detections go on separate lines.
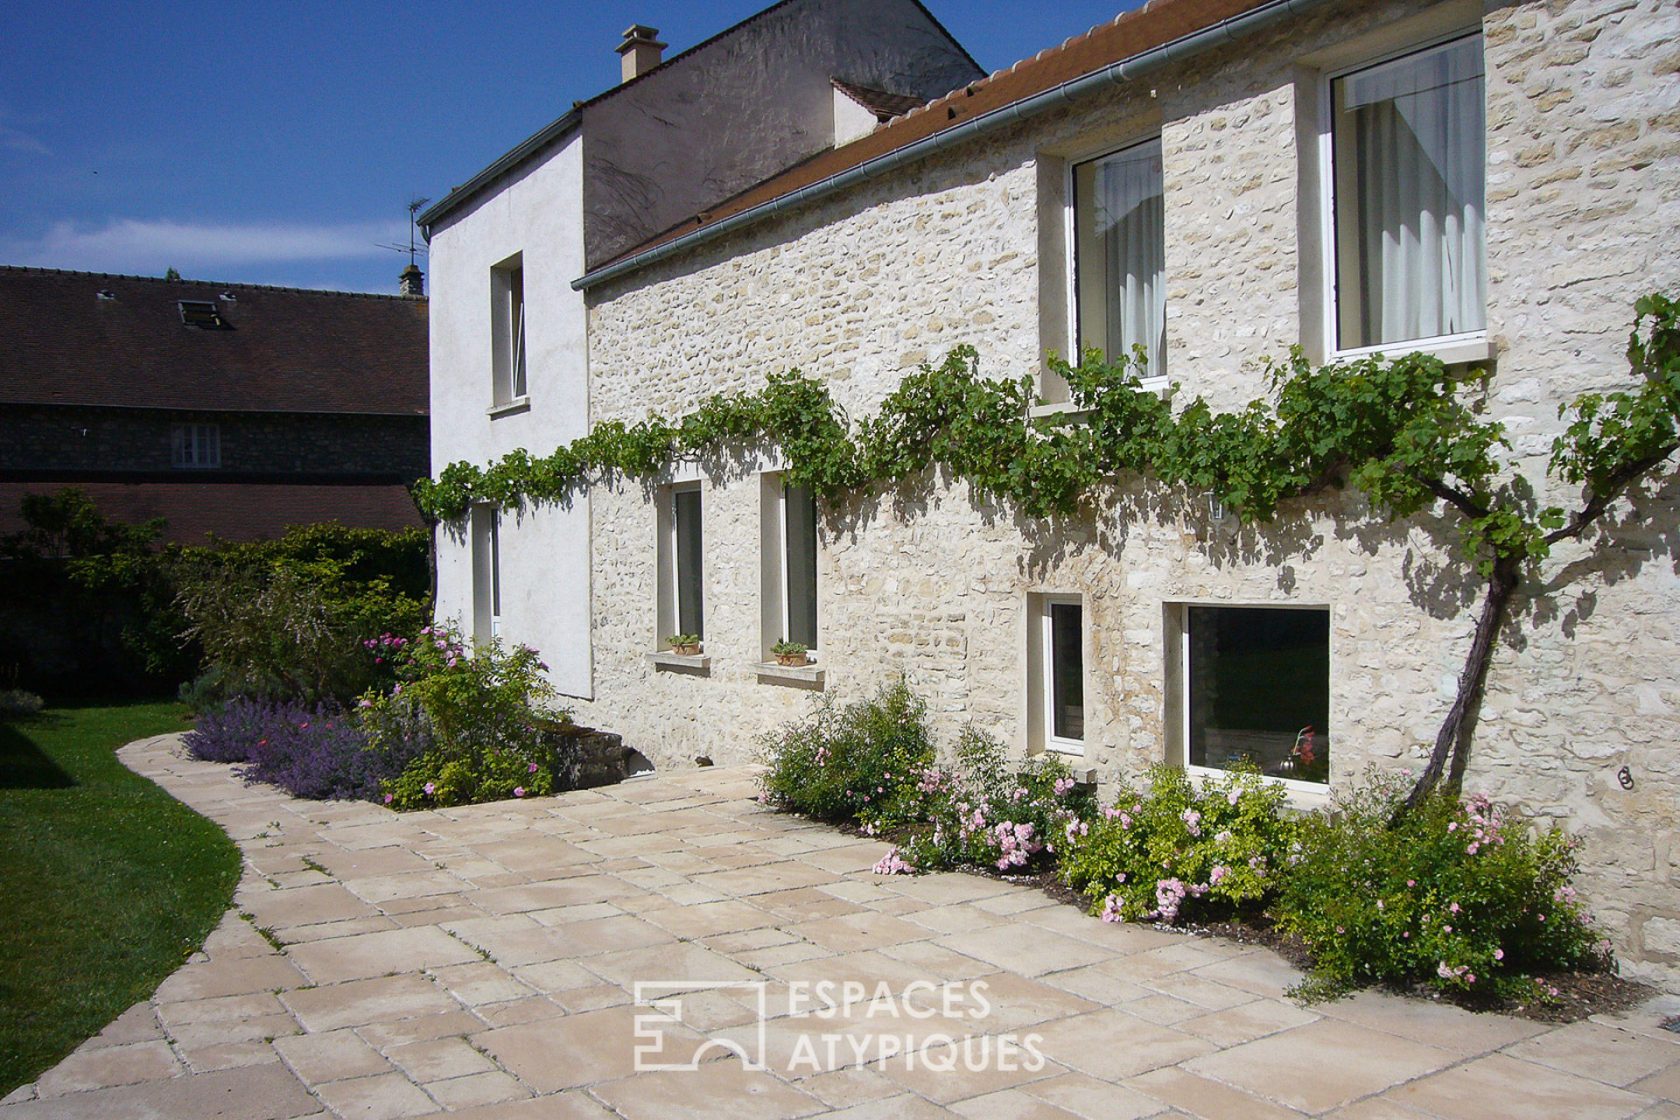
1072, 138, 1165, 378
1331, 34, 1485, 352
1182, 605, 1329, 785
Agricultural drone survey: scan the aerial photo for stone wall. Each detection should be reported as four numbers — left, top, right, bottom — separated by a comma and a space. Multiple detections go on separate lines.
558, 0, 1680, 981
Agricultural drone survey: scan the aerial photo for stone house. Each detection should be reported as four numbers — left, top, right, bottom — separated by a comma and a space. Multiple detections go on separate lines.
426, 0, 1680, 985
418, 0, 983, 696
0, 265, 429, 542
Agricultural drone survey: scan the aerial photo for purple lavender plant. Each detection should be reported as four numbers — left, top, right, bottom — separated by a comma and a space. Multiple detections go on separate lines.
187, 698, 424, 802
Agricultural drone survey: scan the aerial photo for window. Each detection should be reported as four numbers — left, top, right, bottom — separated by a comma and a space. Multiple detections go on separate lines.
471, 505, 501, 642
658, 483, 703, 645
1028, 594, 1084, 754
491, 256, 527, 405
177, 300, 227, 329
1071, 138, 1166, 380
1177, 605, 1330, 786
171, 423, 220, 468
761, 475, 818, 658
1330, 34, 1485, 353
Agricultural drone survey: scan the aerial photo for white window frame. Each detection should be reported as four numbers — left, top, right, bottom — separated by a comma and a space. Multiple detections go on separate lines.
1314, 30, 1489, 365
1028, 593, 1085, 756
657, 481, 704, 648
1168, 601, 1331, 798
1060, 137, 1170, 393
471, 504, 502, 643
761, 473, 819, 661
170, 423, 220, 469
490, 254, 528, 408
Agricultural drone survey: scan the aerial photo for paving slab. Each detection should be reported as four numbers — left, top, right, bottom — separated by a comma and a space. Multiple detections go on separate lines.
1387, 1052, 1654, 1120
1181, 1017, 1456, 1114
13, 735, 1672, 1120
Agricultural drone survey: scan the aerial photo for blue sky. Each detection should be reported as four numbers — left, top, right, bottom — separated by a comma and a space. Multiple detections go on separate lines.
0, 2, 1141, 294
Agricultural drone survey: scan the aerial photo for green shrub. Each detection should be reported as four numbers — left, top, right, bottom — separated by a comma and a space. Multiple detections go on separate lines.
0, 488, 192, 696
1273, 771, 1612, 1001
1059, 763, 1297, 925
175, 524, 428, 706
0, 689, 45, 717
757, 679, 934, 827
900, 727, 1096, 873
363, 624, 568, 810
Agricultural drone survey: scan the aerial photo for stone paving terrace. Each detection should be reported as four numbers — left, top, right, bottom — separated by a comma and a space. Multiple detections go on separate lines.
5, 733, 1679, 1120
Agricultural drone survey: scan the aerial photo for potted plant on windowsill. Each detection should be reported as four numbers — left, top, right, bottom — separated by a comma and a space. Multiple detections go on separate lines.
771, 639, 810, 667
666, 634, 702, 656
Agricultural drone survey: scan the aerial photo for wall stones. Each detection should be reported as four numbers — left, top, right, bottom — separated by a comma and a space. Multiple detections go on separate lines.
542, 0, 1680, 984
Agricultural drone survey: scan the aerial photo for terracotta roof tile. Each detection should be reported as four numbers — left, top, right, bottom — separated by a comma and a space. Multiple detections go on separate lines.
597, 0, 1267, 272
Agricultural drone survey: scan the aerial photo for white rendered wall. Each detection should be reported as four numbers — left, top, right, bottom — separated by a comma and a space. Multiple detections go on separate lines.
427, 133, 593, 698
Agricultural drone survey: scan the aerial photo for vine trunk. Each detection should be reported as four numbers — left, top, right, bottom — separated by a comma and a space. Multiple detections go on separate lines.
1404, 553, 1521, 811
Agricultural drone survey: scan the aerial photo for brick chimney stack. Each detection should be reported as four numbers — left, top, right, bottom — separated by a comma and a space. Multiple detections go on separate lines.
616, 25, 666, 83
399, 263, 424, 298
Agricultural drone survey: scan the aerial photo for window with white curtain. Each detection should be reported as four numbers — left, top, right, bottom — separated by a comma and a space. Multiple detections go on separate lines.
1331, 34, 1485, 352
1072, 138, 1166, 379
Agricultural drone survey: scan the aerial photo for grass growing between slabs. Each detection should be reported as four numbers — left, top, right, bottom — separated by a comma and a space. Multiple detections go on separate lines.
0, 702, 239, 1095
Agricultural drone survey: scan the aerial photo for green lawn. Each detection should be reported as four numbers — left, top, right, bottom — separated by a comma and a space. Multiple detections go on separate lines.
0, 702, 240, 1095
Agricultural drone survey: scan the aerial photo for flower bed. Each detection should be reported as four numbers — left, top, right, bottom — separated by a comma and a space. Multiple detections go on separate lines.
185, 624, 576, 810
756, 682, 1619, 1009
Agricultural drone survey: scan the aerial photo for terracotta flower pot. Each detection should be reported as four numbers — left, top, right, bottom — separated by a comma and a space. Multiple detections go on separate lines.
671, 643, 701, 656
775, 652, 809, 666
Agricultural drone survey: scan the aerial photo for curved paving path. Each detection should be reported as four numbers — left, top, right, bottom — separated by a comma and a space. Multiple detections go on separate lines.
3, 732, 1678, 1120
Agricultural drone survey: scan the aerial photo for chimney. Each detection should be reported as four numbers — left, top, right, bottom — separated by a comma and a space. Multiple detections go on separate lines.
399, 263, 424, 298
616, 25, 666, 83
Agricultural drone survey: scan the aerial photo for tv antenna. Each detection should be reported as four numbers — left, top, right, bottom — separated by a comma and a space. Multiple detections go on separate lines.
376, 196, 431, 264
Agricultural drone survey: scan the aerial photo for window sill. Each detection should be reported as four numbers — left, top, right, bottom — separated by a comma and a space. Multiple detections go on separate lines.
488, 396, 531, 419
1332, 333, 1493, 368
755, 661, 825, 687
1186, 764, 1331, 811
1028, 400, 1086, 421
648, 651, 710, 674
1029, 376, 1169, 420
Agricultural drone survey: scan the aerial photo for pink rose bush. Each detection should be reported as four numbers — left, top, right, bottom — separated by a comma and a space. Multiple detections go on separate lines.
363, 624, 570, 810
1274, 769, 1613, 1002
1060, 763, 1295, 926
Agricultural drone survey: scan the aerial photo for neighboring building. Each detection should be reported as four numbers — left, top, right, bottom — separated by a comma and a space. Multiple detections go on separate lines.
428, 0, 1680, 984
418, 0, 983, 697
0, 266, 429, 542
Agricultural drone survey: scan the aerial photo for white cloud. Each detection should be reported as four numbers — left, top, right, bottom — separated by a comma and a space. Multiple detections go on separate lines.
2, 217, 408, 276
0, 123, 49, 155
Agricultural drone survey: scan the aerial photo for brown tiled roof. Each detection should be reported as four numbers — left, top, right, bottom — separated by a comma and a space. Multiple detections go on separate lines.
831, 78, 927, 121
597, 0, 1267, 272
0, 266, 429, 415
